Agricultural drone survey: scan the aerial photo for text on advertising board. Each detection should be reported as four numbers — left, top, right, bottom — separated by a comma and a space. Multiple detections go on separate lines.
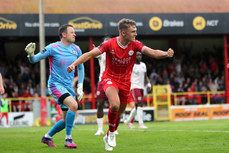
68, 17, 103, 32
0, 17, 17, 30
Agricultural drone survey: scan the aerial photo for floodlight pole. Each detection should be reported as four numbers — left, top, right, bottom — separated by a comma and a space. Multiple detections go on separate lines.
224, 35, 229, 104
39, 0, 46, 97
39, 0, 47, 126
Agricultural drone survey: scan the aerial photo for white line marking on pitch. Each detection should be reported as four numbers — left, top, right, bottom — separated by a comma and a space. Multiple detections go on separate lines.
76, 128, 229, 133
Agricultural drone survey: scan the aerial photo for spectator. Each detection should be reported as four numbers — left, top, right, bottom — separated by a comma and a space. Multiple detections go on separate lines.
150, 68, 157, 85
176, 84, 186, 105
0, 93, 10, 127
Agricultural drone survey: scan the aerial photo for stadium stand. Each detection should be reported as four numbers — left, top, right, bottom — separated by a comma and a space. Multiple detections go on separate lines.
0, 46, 226, 111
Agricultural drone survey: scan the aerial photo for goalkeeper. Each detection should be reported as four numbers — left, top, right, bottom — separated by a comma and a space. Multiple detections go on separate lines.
25, 24, 84, 149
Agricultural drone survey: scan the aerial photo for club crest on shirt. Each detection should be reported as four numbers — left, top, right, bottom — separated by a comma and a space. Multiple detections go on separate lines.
129, 50, 134, 56
61, 87, 66, 91
72, 50, 76, 55
107, 81, 112, 85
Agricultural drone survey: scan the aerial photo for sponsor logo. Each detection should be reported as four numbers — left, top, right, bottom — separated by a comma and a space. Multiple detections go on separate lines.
175, 112, 191, 117
108, 123, 116, 127
25, 22, 59, 28
112, 57, 131, 65
128, 50, 134, 56
68, 17, 103, 32
61, 87, 66, 91
193, 16, 219, 31
213, 110, 229, 116
163, 19, 184, 27
149, 17, 162, 31
109, 21, 143, 27
193, 111, 208, 117
193, 16, 206, 30
0, 17, 17, 30
149, 16, 184, 31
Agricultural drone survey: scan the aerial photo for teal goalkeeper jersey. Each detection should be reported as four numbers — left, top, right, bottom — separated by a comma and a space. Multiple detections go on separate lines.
28, 41, 84, 88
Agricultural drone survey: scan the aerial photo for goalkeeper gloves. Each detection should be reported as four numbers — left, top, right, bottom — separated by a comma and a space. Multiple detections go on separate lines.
77, 83, 84, 101
25, 42, 36, 57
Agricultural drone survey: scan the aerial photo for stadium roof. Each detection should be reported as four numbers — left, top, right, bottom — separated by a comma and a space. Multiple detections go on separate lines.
0, 0, 229, 14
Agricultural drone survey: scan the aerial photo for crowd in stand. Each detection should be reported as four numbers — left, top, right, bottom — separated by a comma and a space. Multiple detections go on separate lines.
0, 58, 41, 111
145, 51, 226, 105
0, 49, 226, 111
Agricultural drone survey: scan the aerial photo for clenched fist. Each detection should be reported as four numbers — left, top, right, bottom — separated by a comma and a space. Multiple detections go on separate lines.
67, 64, 75, 73
167, 48, 174, 58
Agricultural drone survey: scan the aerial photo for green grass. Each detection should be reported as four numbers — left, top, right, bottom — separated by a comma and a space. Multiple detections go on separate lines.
0, 120, 229, 153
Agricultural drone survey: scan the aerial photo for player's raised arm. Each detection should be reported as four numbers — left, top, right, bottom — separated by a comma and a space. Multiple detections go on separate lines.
67, 48, 101, 73
25, 42, 51, 64
142, 46, 174, 59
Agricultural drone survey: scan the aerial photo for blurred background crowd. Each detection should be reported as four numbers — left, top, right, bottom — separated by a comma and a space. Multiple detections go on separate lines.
0, 45, 225, 111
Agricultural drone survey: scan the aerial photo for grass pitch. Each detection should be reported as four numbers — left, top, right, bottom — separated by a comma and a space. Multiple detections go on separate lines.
0, 120, 229, 153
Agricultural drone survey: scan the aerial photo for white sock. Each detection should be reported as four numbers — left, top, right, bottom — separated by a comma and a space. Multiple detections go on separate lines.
65, 135, 72, 139
97, 118, 103, 131
137, 107, 144, 126
127, 108, 137, 123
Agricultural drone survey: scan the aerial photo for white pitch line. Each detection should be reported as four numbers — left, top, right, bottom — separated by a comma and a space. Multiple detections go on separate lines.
74, 128, 229, 133
151, 129, 229, 133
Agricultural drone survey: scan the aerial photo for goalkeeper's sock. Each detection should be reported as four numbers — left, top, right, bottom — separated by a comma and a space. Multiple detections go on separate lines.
65, 135, 72, 139
66, 110, 76, 136
47, 119, 65, 137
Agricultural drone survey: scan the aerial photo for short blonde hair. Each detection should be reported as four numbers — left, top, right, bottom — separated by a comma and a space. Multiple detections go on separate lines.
118, 18, 136, 31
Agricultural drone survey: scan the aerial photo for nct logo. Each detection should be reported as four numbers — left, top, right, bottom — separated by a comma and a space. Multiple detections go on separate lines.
0, 17, 17, 30
193, 16, 206, 31
192, 16, 219, 31
68, 17, 103, 30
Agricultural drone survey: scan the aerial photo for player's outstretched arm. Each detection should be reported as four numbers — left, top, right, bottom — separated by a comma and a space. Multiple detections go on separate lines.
67, 48, 101, 73
25, 43, 50, 64
143, 46, 174, 59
